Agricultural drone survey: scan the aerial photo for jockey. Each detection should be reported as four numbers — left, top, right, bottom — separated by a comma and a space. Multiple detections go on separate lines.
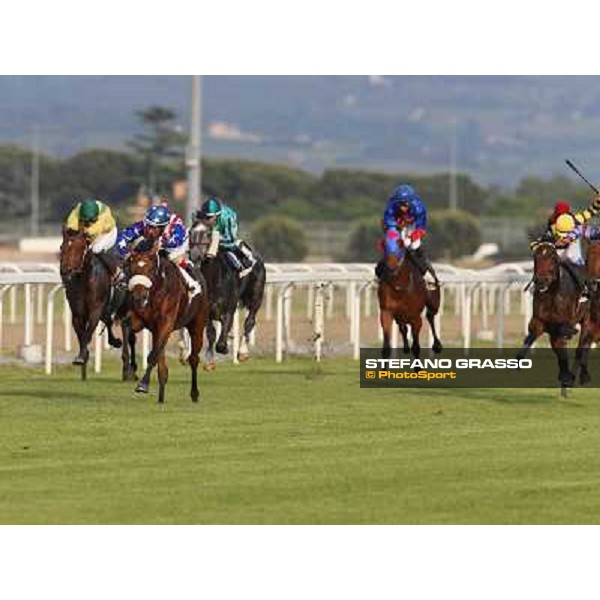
531, 195, 600, 299
65, 198, 121, 278
117, 203, 201, 298
195, 196, 256, 278
375, 184, 439, 287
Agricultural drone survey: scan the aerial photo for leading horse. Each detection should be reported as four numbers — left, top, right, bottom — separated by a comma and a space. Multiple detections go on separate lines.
125, 242, 209, 403
518, 241, 589, 390
377, 250, 443, 360
189, 222, 265, 369
60, 228, 132, 380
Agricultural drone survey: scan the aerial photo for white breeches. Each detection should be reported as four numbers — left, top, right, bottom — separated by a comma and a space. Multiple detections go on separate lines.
165, 238, 190, 265
207, 230, 221, 257
91, 227, 118, 253
557, 239, 584, 266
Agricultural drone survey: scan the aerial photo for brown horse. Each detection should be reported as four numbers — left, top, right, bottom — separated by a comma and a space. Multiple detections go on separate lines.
518, 242, 588, 389
60, 228, 128, 380
574, 242, 600, 385
124, 242, 209, 403
377, 250, 443, 360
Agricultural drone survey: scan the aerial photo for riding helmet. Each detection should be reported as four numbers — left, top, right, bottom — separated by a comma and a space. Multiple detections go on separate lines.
79, 198, 100, 222
200, 197, 223, 218
554, 213, 577, 234
144, 205, 171, 227
392, 184, 416, 203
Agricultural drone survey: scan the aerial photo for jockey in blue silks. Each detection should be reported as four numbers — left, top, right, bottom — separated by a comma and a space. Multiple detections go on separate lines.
116, 203, 201, 298
375, 184, 439, 286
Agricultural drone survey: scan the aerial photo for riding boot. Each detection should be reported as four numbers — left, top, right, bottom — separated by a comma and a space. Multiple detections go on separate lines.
225, 250, 249, 278
178, 265, 202, 298
562, 261, 589, 301
411, 248, 439, 288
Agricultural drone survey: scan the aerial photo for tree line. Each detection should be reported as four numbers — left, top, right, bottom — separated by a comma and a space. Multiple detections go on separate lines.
2, 143, 590, 226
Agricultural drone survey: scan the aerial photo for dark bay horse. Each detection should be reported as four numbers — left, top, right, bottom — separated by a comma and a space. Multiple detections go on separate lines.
60, 228, 128, 380
377, 250, 443, 360
574, 242, 600, 385
189, 223, 266, 369
518, 242, 589, 389
125, 242, 209, 403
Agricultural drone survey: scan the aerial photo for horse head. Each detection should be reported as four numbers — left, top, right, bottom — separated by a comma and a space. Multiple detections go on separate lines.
60, 227, 91, 282
125, 240, 162, 310
189, 222, 212, 263
533, 242, 559, 292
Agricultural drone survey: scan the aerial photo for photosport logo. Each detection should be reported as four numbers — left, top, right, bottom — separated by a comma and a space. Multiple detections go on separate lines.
360, 348, 600, 388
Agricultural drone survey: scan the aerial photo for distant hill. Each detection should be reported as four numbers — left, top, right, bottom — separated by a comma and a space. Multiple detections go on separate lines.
1, 75, 600, 187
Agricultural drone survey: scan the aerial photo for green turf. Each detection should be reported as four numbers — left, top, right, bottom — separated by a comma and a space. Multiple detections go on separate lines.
1, 358, 600, 524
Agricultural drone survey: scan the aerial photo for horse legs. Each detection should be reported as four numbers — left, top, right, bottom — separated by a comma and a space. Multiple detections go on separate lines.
550, 335, 575, 389
188, 316, 205, 402
120, 317, 138, 381
410, 315, 423, 360
238, 309, 258, 362
425, 305, 443, 354
135, 327, 171, 399
394, 317, 410, 354
380, 309, 394, 359
73, 306, 102, 380
204, 320, 217, 371
516, 317, 544, 360
72, 314, 90, 376
216, 311, 234, 355
156, 350, 168, 404
574, 324, 594, 386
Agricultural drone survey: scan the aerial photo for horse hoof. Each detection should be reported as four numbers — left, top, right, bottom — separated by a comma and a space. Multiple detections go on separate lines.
560, 374, 576, 389
216, 343, 229, 355
432, 340, 443, 354
135, 383, 149, 394
580, 372, 592, 387
402, 347, 411, 354
108, 338, 123, 349
203, 362, 216, 372
238, 353, 250, 363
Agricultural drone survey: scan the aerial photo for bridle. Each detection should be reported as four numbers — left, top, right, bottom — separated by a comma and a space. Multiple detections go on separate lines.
60, 230, 91, 280
533, 242, 559, 293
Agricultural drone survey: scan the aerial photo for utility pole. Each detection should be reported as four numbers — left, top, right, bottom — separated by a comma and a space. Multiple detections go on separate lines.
449, 119, 458, 211
30, 126, 40, 236
186, 75, 202, 225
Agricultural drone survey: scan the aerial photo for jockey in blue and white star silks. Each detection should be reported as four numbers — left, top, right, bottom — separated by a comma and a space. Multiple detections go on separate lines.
117, 202, 201, 297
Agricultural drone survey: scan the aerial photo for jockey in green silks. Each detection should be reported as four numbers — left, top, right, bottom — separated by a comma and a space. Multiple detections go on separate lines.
195, 196, 256, 278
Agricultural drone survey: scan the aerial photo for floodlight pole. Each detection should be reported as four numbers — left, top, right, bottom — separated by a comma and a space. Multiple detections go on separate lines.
30, 126, 40, 236
449, 118, 458, 211
186, 75, 202, 225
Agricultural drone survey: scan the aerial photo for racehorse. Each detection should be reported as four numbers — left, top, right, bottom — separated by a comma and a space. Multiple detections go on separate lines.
518, 241, 589, 390
189, 222, 266, 369
377, 249, 443, 360
124, 241, 209, 403
573, 242, 600, 385
60, 228, 131, 380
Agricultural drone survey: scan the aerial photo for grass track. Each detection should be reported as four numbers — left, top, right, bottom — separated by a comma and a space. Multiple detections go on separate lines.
1, 358, 600, 524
